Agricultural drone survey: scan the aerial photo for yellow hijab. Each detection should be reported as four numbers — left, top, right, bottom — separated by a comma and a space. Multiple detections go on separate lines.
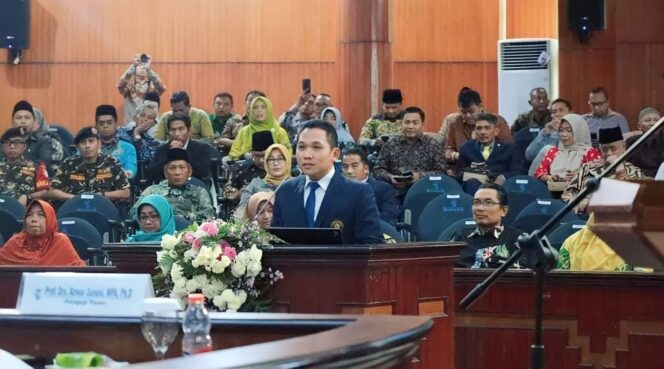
263, 143, 292, 186
558, 214, 627, 271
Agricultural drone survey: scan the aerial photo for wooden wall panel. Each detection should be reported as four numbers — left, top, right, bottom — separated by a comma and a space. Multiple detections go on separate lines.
506, 0, 558, 39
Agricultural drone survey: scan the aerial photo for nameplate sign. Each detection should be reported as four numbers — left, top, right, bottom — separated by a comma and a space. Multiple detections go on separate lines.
16, 272, 154, 317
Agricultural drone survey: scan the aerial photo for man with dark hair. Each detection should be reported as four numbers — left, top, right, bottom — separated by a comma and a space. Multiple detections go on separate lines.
313, 93, 333, 118
373, 106, 447, 196
154, 91, 214, 140
457, 113, 523, 193
526, 98, 573, 164
132, 148, 214, 223
359, 89, 404, 146
583, 87, 630, 147
511, 87, 552, 134
0, 127, 49, 205
452, 182, 522, 268
342, 147, 399, 226
49, 127, 130, 203
146, 115, 212, 182
562, 126, 646, 214
444, 87, 512, 162
272, 120, 383, 244
95, 104, 137, 179
223, 131, 274, 204
209, 92, 243, 152
279, 92, 316, 144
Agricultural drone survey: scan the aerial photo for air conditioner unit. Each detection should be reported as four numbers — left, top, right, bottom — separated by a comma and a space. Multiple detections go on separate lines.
498, 38, 559, 126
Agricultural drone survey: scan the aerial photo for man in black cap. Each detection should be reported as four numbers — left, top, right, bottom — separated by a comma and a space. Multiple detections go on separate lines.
562, 126, 646, 214
0, 127, 50, 205
146, 114, 212, 183
96, 104, 138, 179
223, 131, 274, 204
49, 126, 130, 203
131, 148, 215, 223
359, 89, 404, 146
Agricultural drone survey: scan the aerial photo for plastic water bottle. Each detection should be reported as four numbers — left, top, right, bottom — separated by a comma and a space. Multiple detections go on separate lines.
181, 294, 212, 355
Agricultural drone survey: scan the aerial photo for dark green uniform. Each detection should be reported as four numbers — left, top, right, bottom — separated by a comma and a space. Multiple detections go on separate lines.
0, 158, 37, 199
51, 154, 130, 195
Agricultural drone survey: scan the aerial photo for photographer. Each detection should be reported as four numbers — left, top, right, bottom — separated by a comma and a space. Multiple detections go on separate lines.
117, 53, 167, 124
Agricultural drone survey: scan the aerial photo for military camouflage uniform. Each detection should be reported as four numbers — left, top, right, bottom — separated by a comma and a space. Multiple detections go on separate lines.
51, 154, 130, 195
358, 113, 403, 146
132, 180, 215, 223
0, 158, 38, 199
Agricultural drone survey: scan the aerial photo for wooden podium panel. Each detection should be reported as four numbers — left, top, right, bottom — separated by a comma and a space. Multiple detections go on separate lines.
103, 242, 463, 369
455, 269, 664, 369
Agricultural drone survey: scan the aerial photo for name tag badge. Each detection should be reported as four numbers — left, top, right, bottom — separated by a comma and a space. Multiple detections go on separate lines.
16, 273, 154, 317
69, 174, 85, 181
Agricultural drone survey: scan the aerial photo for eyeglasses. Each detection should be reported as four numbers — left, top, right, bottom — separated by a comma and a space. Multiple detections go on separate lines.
472, 199, 501, 208
266, 157, 286, 164
589, 100, 607, 107
139, 214, 159, 223
2, 140, 26, 147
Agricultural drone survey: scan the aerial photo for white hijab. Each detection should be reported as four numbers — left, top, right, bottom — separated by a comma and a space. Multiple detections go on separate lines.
550, 114, 592, 177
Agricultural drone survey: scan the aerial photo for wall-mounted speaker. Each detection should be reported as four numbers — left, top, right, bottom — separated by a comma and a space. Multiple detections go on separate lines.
568, 0, 605, 43
0, 0, 31, 49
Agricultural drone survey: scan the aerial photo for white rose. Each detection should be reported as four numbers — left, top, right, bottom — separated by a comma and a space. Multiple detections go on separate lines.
231, 262, 246, 277
211, 278, 226, 292
246, 260, 262, 277
193, 274, 208, 286
248, 245, 263, 262
186, 278, 200, 293
218, 255, 231, 269
212, 295, 226, 310
170, 264, 183, 280
211, 260, 228, 274
191, 246, 212, 268
235, 251, 250, 265
227, 290, 247, 311
172, 282, 188, 297
183, 248, 198, 260
168, 249, 178, 258
156, 250, 165, 262
210, 246, 222, 260
202, 283, 221, 299
161, 234, 178, 250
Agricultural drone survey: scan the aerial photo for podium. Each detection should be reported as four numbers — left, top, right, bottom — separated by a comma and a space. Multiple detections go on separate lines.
589, 179, 664, 269
104, 242, 463, 369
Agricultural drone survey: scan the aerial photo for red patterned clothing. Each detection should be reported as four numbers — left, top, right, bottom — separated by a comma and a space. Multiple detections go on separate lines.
534, 147, 601, 179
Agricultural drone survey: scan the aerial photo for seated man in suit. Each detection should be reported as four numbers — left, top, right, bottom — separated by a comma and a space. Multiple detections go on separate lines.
146, 114, 212, 183
272, 120, 384, 244
458, 113, 524, 194
342, 147, 399, 226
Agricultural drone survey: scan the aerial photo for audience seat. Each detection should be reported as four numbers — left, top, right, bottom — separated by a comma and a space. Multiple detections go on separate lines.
380, 220, 404, 243
503, 175, 552, 200
503, 192, 536, 226
0, 210, 22, 243
57, 194, 122, 242
58, 217, 103, 263
437, 218, 477, 241
175, 215, 192, 231
415, 192, 473, 241
0, 195, 26, 220
512, 199, 579, 234
546, 220, 587, 250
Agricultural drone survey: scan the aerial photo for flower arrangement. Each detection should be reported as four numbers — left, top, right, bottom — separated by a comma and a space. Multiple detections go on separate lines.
153, 219, 283, 312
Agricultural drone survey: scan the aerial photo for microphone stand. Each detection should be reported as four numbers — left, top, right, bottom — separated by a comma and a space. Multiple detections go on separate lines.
459, 117, 664, 369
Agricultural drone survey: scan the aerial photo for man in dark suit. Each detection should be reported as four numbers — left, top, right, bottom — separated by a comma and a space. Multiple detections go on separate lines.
146, 114, 212, 183
272, 120, 383, 244
458, 113, 524, 194
342, 147, 399, 226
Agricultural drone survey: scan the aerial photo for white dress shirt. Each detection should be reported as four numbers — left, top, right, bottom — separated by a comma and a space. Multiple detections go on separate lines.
303, 167, 335, 222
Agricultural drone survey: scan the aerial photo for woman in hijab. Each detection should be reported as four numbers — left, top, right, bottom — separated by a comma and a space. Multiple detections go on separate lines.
125, 194, 176, 243
234, 143, 292, 219
0, 200, 85, 266
245, 191, 275, 229
321, 107, 355, 147
534, 114, 601, 183
229, 96, 291, 160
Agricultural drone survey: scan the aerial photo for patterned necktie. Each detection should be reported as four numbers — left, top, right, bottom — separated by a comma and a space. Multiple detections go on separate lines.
305, 182, 320, 227
481, 145, 491, 160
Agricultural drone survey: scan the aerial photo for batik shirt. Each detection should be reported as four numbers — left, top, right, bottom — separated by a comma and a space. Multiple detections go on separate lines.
51, 154, 130, 195
561, 161, 647, 203
373, 134, 448, 180
453, 225, 522, 268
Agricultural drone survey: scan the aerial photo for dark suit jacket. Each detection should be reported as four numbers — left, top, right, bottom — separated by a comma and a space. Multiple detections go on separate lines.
271, 171, 384, 244
458, 139, 524, 179
146, 140, 212, 183
367, 177, 399, 226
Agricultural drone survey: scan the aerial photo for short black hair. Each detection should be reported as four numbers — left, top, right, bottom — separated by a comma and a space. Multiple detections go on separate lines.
245, 90, 266, 101
298, 119, 338, 148
167, 114, 191, 130
214, 92, 233, 106
478, 182, 508, 206
144, 91, 160, 107
475, 112, 498, 126
170, 91, 190, 106
590, 86, 609, 99
530, 87, 548, 96
551, 98, 572, 111
458, 87, 482, 109
343, 147, 369, 166
403, 106, 425, 122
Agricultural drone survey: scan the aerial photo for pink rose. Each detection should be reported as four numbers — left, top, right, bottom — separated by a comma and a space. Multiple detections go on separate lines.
192, 238, 203, 249
182, 233, 195, 244
222, 245, 237, 261
200, 222, 219, 237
